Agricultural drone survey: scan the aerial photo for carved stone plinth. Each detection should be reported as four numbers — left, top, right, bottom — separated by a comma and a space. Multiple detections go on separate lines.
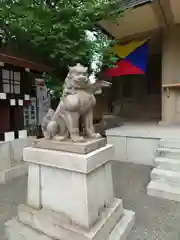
5, 139, 135, 240
33, 137, 106, 154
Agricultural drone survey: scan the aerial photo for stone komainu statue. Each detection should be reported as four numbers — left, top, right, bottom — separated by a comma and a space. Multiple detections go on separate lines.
41, 63, 110, 142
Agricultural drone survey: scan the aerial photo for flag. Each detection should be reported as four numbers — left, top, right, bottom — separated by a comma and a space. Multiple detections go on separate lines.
104, 39, 149, 77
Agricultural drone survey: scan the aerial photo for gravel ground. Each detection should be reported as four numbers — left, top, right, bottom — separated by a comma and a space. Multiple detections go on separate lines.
1, 162, 180, 239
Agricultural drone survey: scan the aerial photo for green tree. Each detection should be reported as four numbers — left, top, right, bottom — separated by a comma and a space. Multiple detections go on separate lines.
0, 0, 123, 96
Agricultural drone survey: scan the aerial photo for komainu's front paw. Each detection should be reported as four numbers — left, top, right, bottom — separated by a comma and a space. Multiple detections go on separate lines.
87, 133, 101, 139
71, 135, 85, 142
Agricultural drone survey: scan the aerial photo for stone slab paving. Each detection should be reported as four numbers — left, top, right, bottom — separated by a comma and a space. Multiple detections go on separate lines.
1, 163, 180, 239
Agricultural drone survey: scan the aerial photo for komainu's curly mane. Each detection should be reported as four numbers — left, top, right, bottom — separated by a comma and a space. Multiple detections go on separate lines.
62, 63, 89, 98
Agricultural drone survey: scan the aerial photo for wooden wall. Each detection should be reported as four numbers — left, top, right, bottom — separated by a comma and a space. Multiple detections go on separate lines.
0, 101, 10, 132
0, 63, 40, 134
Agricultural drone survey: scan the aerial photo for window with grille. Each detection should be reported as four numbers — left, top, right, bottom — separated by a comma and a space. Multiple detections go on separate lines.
2, 69, 21, 94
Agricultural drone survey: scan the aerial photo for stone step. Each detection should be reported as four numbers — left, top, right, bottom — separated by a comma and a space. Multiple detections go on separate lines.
155, 157, 180, 171
147, 180, 180, 202
157, 147, 180, 159
159, 139, 180, 149
155, 157, 180, 165
151, 168, 180, 184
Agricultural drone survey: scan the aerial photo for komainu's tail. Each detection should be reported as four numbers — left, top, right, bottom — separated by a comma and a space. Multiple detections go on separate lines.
41, 108, 55, 139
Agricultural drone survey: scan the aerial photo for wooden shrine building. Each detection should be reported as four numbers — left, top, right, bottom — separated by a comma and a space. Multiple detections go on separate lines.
0, 52, 51, 141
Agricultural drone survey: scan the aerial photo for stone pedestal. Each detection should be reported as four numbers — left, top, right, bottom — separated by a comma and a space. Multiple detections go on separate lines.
5, 138, 135, 240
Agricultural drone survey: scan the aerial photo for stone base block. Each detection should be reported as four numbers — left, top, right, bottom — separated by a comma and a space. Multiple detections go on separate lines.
0, 163, 28, 184
107, 209, 135, 240
33, 138, 107, 154
24, 145, 115, 228
17, 199, 123, 240
5, 218, 52, 240
5, 209, 135, 240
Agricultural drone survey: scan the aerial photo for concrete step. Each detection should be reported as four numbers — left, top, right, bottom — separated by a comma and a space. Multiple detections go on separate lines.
147, 180, 180, 202
151, 168, 180, 184
155, 157, 180, 165
157, 147, 180, 159
155, 157, 180, 171
159, 139, 180, 149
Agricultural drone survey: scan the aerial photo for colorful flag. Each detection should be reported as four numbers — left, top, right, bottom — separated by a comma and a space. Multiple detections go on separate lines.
104, 39, 149, 77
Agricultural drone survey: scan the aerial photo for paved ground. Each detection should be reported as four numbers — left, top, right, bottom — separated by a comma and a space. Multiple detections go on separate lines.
0, 174, 27, 240
112, 162, 180, 240
1, 162, 180, 239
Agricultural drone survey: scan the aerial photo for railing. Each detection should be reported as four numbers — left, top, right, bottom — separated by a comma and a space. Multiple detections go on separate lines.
121, 0, 153, 9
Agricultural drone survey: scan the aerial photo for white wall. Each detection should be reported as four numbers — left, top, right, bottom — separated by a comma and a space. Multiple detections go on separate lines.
0, 137, 35, 183
0, 137, 34, 171
107, 135, 160, 166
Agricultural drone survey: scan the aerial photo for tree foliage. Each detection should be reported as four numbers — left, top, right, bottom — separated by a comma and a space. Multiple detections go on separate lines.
0, 0, 123, 97
0, 0, 122, 66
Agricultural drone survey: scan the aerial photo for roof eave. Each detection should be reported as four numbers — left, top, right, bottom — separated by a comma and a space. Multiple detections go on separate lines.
0, 52, 53, 73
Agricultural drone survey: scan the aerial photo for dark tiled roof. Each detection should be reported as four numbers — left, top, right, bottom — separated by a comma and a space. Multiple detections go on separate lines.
122, 0, 154, 9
